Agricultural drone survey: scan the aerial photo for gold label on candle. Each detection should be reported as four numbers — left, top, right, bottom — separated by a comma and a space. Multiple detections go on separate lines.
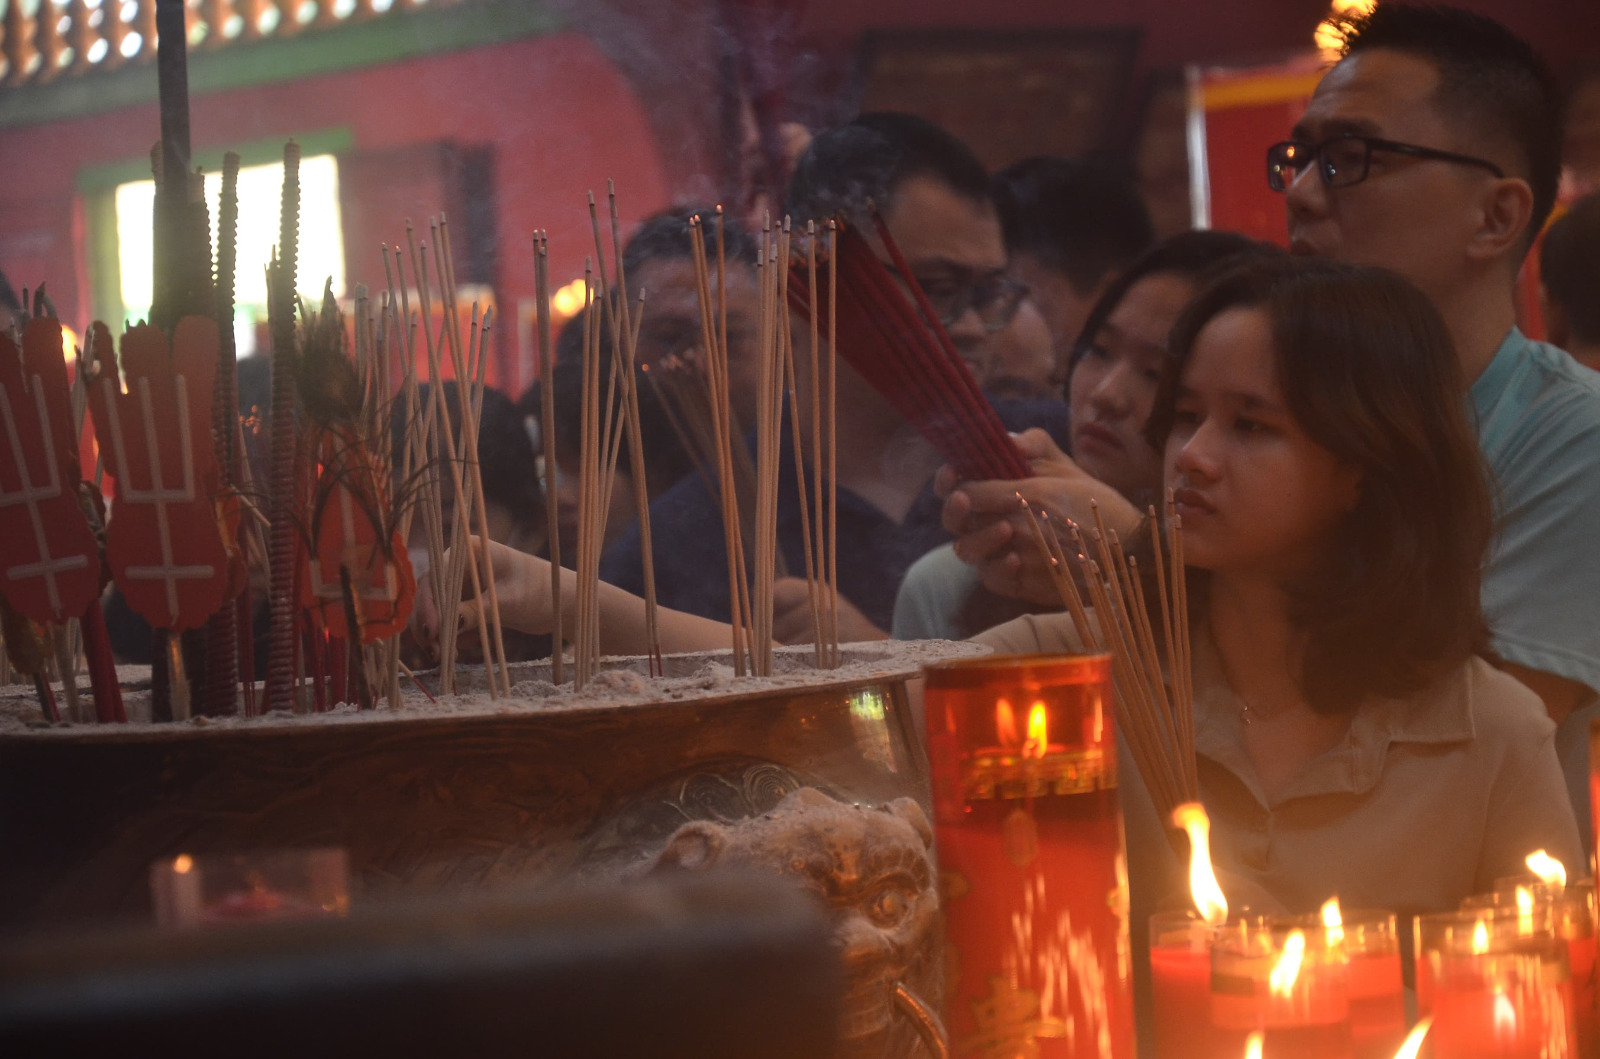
964, 746, 1117, 801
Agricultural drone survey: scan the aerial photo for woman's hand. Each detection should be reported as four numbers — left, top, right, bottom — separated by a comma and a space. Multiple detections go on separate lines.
935, 429, 1143, 605
410, 539, 562, 658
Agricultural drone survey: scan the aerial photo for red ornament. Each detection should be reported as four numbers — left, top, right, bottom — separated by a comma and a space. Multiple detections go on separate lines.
88, 318, 231, 631
0, 319, 102, 623
297, 437, 415, 643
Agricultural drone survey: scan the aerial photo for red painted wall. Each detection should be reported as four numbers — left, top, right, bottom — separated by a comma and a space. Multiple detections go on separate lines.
0, 31, 670, 392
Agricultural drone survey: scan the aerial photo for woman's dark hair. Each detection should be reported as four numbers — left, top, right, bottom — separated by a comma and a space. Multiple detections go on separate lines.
1065, 230, 1275, 383
1145, 256, 1493, 714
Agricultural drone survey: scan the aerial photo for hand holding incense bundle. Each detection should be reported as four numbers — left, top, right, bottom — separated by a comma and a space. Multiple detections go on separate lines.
785, 212, 1028, 483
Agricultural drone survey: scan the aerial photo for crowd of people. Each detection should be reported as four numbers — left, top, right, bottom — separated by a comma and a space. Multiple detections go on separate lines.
404, 3, 1600, 946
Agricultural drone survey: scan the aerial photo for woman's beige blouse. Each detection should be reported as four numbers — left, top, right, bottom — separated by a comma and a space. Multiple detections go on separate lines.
976, 611, 1585, 916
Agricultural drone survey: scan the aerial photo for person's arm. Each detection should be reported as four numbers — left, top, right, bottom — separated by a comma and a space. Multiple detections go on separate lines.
414, 540, 739, 658
937, 428, 1142, 606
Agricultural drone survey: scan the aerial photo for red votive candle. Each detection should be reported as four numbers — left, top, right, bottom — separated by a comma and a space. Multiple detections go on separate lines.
1338, 909, 1407, 1059
1210, 920, 1353, 1059
1150, 909, 1238, 1059
924, 653, 1135, 1058
1416, 906, 1576, 1058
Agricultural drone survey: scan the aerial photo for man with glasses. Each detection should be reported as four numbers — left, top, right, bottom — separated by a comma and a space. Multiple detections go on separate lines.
1276, 4, 1600, 841
601, 112, 1061, 641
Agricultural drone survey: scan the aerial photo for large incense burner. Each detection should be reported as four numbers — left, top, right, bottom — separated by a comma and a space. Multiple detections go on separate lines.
0, 639, 983, 1054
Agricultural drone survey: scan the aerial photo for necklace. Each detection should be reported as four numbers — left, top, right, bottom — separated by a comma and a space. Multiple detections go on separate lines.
1239, 698, 1290, 726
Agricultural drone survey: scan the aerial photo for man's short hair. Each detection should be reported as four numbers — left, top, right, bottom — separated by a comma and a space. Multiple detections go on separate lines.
1542, 192, 1600, 345
785, 112, 992, 226
621, 207, 758, 281
1333, 3, 1563, 240
993, 155, 1154, 294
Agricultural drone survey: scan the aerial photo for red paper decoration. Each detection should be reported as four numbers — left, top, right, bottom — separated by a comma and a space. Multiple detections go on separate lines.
88, 318, 231, 631
298, 438, 415, 644
0, 319, 102, 623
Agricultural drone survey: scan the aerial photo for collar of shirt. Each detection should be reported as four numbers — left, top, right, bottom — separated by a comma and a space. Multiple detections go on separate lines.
1469, 326, 1533, 451
1190, 626, 1476, 810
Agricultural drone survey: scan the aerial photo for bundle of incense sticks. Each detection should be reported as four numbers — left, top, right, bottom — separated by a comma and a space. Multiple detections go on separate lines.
786, 212, 1029, 483
639, 352, 781, 581
1021, 493, 1197, 828
378, 214, 509, 700
682, 211, 840, 674
586, 183, 662, 678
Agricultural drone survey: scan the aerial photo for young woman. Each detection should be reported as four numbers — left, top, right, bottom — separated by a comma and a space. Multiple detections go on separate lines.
891, 231, 1268, 641
419, 255, 1579, 913
979, 255, 1580, 913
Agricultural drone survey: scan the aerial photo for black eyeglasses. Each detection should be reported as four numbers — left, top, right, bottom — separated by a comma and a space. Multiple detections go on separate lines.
1266, 133, 1505, 192
888, 267, 1029, 334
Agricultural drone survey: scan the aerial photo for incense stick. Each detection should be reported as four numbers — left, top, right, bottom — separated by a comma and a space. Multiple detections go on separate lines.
1019, 502, 1199, 831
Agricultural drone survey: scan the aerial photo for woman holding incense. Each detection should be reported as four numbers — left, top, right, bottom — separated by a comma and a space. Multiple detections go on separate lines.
892, 230, 1268, 642
978, 255, 1581, 914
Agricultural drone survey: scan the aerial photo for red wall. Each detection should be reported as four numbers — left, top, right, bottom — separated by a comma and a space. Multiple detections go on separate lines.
0, 31, 670, 392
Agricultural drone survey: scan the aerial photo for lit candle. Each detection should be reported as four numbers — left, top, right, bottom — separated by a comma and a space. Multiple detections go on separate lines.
1211, 920, 1352, 1059
1150, 909, 1238, 1059
1416, 907, 1575, 1058
1151, 802, 1242, 1059
925, 653, 1135, 1058
1326, 902, 1406, 1059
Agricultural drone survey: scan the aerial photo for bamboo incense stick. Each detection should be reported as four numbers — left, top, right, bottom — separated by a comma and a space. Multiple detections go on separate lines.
534, 231, 564, 685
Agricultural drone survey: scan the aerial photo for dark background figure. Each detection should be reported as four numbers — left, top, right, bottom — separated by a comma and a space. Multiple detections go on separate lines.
991, 155, 1157, 381
1541, 191, 1600, 370
601, 112, 1068, 642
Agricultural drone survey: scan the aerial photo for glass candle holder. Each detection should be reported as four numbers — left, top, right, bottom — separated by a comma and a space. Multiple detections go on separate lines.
924, 652, 1134, 1058
1416, 905, 1576, 1058
1477, 877, 1599, 1058
1150, 909, 1258, 1059
1209, 918, 1353, 1059
150, 848, 350, 929
1293, 908, 1407, 1059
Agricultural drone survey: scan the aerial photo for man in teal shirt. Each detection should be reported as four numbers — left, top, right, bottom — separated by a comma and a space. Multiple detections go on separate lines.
1279, 5, 1600, 840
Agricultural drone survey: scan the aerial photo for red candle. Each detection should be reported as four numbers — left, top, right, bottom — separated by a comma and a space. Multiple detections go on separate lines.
1150, 910, 1243, 1059
1335, 908, 1406, 1059
1416, 908, 1577, 1059
925, 653, 1135, 1058
1211, 923, 1352, 1059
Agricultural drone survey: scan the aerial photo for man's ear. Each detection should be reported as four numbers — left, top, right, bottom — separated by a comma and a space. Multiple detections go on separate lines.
1466, 177, 1536, 269
653, 821, 728, 872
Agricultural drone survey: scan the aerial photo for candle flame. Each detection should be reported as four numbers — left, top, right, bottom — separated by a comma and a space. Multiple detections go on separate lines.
1172, 802, 1229, 927
1270, 930, 1307, 998
1493, 991, 1517, 1036
995, 698, 1019, 747
1321, 896, 1344, 948
1243, 1031, 1263, 1059
1472, 918, 1490, 955
1391, 1017, 1432, 1059
1516, 885, 1535, 937
1525, 849, 1567, 889
1023, 701, 1049, 759
173, 854, 194, 875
